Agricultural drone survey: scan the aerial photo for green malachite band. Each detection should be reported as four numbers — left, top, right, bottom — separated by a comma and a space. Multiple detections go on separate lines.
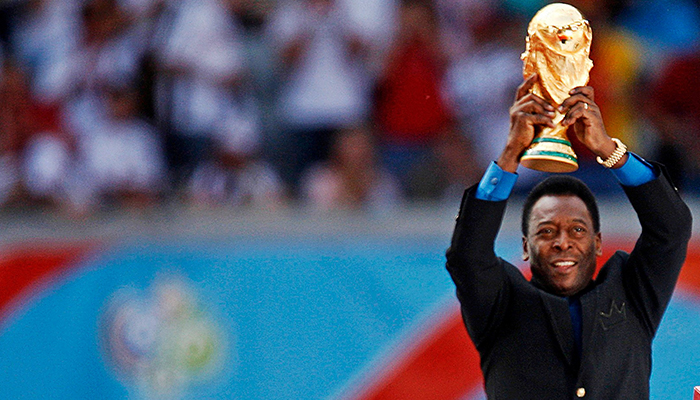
522, 150, 578, 163
531, 137, 572, 146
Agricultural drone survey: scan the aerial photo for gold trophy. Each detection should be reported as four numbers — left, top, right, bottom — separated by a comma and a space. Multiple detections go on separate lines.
519, 3, 593, 172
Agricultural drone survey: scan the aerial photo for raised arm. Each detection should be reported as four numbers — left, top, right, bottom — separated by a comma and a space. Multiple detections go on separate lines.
446, 75, 558, 345
557, 84, 693, 334
621, 167, 692, 334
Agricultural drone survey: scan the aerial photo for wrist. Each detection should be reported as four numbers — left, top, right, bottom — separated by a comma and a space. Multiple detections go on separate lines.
596, 138, 628, 169
594, 138, 618, 159
497, 149, 521, 173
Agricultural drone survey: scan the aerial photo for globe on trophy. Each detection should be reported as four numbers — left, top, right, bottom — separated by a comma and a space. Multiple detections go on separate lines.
519, 3, 593, 173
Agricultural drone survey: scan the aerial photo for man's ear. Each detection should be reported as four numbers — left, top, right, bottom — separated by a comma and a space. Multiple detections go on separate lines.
522, 236, 530, 261
595, 232, 602, 256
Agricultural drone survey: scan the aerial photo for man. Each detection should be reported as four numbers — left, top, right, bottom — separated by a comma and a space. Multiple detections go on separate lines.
446, 74, 692, 399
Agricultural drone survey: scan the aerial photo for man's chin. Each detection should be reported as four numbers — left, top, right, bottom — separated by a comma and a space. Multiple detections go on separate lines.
550, 280, 581, 297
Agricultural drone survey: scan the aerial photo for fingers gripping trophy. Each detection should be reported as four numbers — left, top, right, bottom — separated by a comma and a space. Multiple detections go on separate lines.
519, 3, 593, 172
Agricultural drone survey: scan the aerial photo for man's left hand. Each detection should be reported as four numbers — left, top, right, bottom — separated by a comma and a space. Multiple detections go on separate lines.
559, 86, 627, 167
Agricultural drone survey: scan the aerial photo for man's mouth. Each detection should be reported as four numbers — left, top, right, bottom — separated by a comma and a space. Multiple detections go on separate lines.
552, 260, 577, 272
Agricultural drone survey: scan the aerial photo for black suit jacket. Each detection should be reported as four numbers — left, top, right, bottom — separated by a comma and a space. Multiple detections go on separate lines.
446, 166, 692, 399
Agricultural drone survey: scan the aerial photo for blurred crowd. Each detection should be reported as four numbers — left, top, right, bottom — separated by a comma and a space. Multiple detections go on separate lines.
0, 0, 698, 216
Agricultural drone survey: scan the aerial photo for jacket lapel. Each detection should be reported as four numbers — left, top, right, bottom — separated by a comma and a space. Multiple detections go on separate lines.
538, 290, 576, 367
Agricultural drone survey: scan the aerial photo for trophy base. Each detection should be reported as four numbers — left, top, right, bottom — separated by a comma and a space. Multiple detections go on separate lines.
520, 154, 579, 173
520, 136, 578, 173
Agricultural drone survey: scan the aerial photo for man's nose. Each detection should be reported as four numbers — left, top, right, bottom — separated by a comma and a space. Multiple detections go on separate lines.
553, 232, 572, 249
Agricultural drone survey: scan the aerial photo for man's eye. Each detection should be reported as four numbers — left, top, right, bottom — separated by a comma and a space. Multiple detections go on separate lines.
538, 228, 553, 235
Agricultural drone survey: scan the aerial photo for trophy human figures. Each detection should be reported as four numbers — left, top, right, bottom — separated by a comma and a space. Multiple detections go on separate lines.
519, 3, 593, 172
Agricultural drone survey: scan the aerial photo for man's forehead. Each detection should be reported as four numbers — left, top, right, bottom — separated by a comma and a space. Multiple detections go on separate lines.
530, 194, 592, 221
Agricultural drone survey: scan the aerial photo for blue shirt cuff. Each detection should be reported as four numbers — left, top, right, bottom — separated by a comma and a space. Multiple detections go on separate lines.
475, 161, 518, 201
609, 152, 657, 187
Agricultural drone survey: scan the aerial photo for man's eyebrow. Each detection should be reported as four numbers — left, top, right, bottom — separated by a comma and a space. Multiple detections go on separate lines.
536, 218, 589, 227
535, 220, 555, 228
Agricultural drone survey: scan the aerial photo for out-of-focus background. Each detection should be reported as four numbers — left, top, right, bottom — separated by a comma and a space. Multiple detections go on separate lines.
0, 0, 698, 399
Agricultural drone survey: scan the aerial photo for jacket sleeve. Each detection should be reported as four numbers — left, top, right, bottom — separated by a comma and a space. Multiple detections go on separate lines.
445, 185, 513, 347
621, 162, 693, 335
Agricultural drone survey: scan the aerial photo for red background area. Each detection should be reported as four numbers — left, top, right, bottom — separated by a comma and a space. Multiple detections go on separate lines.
0, 242, 95, 321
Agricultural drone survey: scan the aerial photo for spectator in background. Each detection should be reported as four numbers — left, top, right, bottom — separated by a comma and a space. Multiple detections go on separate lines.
434, 0, 485, 62
373, 0, 458, 200
337, 0, 399, 79
0, 60, 75, 211
267, 0, 374, 198
9, 0, 82, 104
71, 76, 166, 213
51, 0, 165, 213
300, 125, 399, 211
62, 0, 145, 128
150, 0, 251, 201
147, 0, 284, 209
647, 49, 700, 193
186, 87, 284, 209
443, 2, 523, 172
227, 0, 281, 150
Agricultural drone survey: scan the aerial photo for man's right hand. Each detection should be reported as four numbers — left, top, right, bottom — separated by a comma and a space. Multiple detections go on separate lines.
497, 74, 556, 173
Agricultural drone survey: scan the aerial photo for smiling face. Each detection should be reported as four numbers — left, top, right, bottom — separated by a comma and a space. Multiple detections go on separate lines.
523, 194, 602, 297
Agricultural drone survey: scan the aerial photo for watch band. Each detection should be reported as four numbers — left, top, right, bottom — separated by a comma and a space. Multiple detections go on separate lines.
596, 138, 627, 168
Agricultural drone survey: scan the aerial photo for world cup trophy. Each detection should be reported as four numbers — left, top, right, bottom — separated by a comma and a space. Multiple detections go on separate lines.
519, 3, 593, 172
